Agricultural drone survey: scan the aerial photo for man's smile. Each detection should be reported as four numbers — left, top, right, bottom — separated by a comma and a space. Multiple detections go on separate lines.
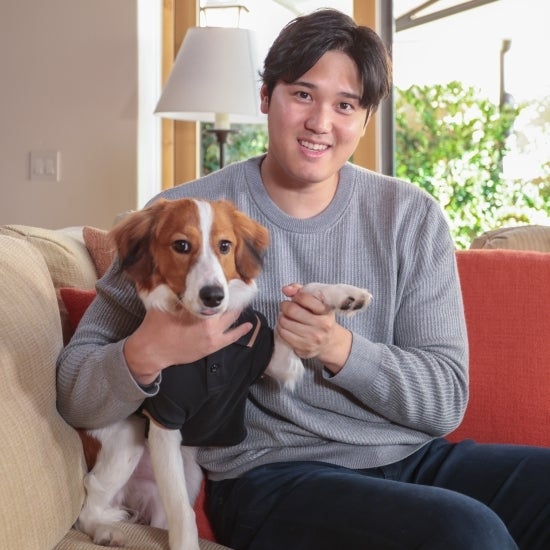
299, 139, 330, 152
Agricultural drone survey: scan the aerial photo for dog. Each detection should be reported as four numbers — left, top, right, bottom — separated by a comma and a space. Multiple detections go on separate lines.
75, 197, 372, 550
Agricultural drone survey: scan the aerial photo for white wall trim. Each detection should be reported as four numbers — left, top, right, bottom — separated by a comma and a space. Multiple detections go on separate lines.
137, 0, 162, 207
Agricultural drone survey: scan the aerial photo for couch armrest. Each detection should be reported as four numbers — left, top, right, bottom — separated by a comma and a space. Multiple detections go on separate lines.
0, 236, 86, 549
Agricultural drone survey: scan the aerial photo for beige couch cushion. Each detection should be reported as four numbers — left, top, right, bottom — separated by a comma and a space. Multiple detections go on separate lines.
0, 235, 85, 549
0, 225, 98, 344
470, 224, 550, 251
0, 225, 97, 287
55, 525, 230, 549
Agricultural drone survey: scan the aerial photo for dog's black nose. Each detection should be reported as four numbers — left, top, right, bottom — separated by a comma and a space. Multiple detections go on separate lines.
199, 285, 225, 307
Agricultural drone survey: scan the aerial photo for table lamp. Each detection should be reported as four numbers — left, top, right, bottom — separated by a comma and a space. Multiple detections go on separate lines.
154, 26, 264, 168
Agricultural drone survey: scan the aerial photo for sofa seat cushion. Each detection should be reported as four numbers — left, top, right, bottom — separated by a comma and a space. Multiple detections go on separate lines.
0, 236, 86, 550
450, 249, 550, 446
54, 524, 231, 549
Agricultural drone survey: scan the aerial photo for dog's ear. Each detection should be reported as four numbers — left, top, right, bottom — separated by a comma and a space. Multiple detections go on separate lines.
229, 207, 270, 281
109, 199, 167, 284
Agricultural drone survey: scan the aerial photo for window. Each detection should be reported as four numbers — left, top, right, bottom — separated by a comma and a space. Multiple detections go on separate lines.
393, 0, 550, 246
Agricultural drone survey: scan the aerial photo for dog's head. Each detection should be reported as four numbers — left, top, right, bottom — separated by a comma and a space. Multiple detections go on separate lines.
109, 198, 269, 317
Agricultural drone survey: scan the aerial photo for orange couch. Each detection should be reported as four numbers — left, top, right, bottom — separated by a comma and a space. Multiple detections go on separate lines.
65, 246, 550, 541
57, 237, 550, 542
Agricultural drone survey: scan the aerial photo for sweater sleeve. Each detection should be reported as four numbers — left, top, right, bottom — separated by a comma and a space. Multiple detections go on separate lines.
327, 199, 469, 436
56, 261, 155, 429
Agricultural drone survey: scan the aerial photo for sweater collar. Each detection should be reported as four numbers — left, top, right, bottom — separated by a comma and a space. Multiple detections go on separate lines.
243, 155, 356, 233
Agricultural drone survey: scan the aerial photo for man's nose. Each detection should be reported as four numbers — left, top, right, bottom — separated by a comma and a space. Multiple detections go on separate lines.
305, 104, 331, 134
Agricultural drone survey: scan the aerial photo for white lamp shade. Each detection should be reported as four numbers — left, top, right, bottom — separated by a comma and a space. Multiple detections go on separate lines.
154, 27, 264, 127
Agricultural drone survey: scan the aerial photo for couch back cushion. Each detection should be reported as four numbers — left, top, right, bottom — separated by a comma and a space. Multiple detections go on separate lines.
0, 225, 98, 344
471, 224, 550, 251
0, 236, 85, 549
450, 249, 550, 446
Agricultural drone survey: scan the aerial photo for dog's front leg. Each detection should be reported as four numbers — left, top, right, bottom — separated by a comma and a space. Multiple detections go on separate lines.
265, 329, 305, 391
76, 416, 146, 546
146, 417, 200, 550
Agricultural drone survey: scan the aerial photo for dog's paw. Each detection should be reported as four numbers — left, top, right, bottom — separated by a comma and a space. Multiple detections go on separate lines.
175, 535, 201, 550
301, 283, 372, 315
92, 525, 127, 547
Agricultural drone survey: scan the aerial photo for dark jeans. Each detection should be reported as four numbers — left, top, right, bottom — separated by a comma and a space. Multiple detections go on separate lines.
207, 438, 550, 549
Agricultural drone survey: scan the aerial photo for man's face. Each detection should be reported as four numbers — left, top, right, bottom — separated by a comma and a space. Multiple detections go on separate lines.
261, 50, 368, 190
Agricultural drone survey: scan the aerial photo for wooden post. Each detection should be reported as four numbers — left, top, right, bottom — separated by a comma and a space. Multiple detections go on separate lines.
353, 0, 380, 172
161, 0, 198, 189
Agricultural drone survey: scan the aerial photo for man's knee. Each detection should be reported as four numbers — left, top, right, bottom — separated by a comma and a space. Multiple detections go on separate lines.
425, 493, 517, 550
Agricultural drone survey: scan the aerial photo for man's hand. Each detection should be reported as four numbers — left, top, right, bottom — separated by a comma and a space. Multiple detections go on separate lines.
124, 308, 252, 386
277, 284, 352, 374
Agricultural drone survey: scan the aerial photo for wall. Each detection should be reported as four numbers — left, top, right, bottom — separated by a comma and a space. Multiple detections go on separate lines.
0, 0, 139, 229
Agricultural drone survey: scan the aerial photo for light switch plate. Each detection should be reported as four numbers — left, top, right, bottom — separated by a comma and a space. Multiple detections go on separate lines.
30, 150, 60, 182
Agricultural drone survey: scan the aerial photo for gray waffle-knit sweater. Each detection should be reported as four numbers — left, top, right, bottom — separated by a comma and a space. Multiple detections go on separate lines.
56, 156, 468, 481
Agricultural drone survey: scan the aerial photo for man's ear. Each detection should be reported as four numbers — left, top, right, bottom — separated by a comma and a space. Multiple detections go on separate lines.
260, 84, 269, 114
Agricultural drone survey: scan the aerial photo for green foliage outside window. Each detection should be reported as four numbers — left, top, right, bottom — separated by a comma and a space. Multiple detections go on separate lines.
201, 81, 550, 249
395, 81, 550, 248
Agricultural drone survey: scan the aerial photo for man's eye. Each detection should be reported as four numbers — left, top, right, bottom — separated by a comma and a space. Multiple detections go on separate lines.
172, 240, 191, 254
219, 240, 232, 255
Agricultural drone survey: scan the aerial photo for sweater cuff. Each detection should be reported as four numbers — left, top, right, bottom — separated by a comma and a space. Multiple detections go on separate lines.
324, 332, 382, 391
103, 339, 161, 400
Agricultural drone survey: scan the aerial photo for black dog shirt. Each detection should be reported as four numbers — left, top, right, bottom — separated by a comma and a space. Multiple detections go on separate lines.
141, 308, 273, 447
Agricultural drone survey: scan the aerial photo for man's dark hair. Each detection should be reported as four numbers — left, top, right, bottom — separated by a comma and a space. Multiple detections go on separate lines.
260, 8, 392, 115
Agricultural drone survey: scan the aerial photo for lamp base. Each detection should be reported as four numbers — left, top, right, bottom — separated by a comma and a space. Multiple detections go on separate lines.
206, 128, 237, 169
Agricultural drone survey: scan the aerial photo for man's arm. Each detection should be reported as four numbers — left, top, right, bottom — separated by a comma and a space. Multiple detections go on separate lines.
56, 262, 251, 429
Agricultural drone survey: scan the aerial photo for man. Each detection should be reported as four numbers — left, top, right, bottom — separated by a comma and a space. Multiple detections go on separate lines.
58, 9, 549, 549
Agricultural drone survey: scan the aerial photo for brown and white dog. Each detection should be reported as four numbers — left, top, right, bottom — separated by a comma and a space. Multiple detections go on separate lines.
75, 198, 372, 550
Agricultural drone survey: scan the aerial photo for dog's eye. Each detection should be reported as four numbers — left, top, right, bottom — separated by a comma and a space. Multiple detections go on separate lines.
218, 240, 232, 255
172, 240, 191, 254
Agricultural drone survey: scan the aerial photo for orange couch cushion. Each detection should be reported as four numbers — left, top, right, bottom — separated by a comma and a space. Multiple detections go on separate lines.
450, 249, 550, 446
